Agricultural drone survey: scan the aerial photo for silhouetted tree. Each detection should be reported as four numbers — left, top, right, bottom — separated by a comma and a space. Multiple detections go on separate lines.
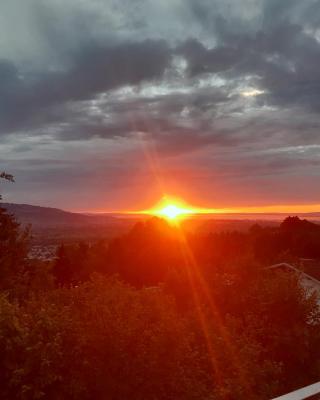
53, 242, 91, 286
0, 173, 31, 292
53, 244, 74, 286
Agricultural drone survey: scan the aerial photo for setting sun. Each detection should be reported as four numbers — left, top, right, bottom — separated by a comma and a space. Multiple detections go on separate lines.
140, 196, 199, 221
157, 204, 189, 220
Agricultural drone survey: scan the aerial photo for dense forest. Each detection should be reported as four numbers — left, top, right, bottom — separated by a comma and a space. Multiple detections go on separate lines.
53, 215, 320, 286
1, 191, 320, 398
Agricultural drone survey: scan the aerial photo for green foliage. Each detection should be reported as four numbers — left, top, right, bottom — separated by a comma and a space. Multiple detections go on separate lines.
252, 217, 320, 262
53, 242, 98, 286
0, 171, 31, 293
0, 172, 14, 182
0, 207, 30, 293
2, 270, 318, 399
1, 211, 320, 399
0, 172, 14, 201
0, 277, 213, 400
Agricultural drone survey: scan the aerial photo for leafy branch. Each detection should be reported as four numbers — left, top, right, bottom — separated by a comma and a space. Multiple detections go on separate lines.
0, 172, 14, 182
0, 171, 14, 201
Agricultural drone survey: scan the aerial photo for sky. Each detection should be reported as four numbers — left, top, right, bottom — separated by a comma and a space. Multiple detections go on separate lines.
1, 0, 320, 212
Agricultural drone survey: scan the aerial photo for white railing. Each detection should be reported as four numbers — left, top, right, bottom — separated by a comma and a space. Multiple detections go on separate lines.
272, 382, 320, 400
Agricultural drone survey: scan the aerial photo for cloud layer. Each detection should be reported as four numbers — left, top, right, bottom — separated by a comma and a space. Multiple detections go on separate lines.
1, 0, 320, 210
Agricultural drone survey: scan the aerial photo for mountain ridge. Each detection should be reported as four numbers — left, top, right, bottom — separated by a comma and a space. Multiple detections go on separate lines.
0, 202, 117, 227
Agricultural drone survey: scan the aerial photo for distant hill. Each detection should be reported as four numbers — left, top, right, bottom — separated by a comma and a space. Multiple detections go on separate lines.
0, 203, 117, 227
0, 203, 138, 244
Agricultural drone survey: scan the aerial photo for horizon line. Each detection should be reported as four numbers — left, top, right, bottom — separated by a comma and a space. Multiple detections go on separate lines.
82, 203, 320, 215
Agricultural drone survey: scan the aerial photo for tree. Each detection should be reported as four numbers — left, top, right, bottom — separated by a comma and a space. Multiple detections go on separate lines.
0, 276, 214, 400
0, 172, 31, 293
53, 242, 90, 286
0, 171, 14, 200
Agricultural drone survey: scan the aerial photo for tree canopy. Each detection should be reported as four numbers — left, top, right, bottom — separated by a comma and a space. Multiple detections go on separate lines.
1, 205, 320, 399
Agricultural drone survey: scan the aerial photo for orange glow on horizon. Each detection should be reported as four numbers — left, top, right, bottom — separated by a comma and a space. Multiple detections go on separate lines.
138, 196, 198, 221
157, 205, 189, 220
132, 196, 320, 219
84, 198, 320, 216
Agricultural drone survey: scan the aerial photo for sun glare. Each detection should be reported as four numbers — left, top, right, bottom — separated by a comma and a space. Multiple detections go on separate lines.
158, 204, 188, 220
144, 196, 197, 221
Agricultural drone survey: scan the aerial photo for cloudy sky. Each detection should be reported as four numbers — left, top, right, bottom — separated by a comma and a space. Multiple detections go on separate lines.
1, 0, 320, 212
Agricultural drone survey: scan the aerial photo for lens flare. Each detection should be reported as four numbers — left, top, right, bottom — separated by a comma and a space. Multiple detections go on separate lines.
146, 196, 197, 221
157, 204, 190, 220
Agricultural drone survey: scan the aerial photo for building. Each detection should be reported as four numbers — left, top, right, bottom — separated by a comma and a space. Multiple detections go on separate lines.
266, 263, 320, 306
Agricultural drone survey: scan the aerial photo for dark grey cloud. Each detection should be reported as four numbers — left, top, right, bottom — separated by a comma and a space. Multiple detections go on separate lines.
0, 39, 171, 133
2, 0, 320, 139
2, 0, 320, 209
178, 39, 246, 76
179, 22, 320, 112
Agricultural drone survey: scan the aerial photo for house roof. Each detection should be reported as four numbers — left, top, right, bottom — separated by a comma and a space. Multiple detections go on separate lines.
266, 263, 320, 287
